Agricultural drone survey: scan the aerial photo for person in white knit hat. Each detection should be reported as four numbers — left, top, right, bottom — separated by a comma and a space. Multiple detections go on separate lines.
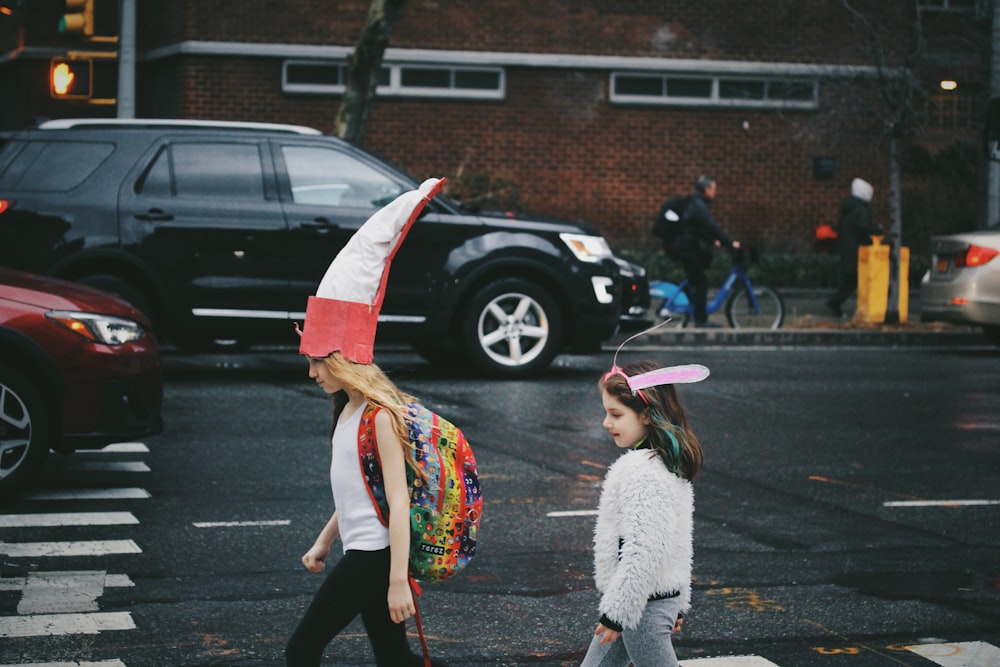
826, 177, 881, 318
287, 178, 451, 667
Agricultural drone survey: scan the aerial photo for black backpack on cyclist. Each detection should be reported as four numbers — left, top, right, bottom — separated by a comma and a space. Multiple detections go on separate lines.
652, 195, 693, 249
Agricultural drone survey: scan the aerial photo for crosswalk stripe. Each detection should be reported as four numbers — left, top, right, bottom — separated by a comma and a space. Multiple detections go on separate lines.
0, 540, 142, 557
906, 641, 1000, 666
3, 661, 127, 667
78, 442, 149, 454
681, 657, 780, 666
64, 462, 150, 473
0, 611, 135, 638
0, 512, 138, 528
24, 488, 150, 501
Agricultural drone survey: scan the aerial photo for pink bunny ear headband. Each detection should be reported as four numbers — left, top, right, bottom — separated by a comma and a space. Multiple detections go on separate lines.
602, 320, 710, 404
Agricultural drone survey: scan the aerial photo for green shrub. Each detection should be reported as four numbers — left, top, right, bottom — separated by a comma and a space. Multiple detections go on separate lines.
618, 249, 929, 289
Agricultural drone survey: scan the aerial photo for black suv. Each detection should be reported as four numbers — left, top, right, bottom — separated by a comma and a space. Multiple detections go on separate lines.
0, 119, 647, 376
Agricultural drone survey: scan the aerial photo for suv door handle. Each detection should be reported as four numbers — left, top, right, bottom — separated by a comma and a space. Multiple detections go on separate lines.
300, 218, 338, 232
134, 209, 174, 222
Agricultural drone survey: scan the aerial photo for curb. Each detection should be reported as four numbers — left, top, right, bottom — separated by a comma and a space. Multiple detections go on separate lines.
613, 327, 988, 347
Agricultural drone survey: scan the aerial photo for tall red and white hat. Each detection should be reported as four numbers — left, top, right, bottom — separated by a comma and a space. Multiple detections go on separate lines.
298, 177, 446, 363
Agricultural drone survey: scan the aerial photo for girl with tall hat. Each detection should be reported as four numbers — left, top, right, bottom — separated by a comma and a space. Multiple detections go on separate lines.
580, 331, 708, 667
286, 178, 450, 667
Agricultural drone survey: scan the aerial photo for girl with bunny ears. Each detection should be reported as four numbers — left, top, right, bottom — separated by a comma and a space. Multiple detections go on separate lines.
580, 352, 707, 667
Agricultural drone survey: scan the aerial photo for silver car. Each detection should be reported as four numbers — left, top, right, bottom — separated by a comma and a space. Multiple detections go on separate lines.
920, 229, 1000, 345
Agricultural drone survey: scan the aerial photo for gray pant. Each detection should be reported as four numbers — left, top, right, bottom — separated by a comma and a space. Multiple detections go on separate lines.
579, 597, 683, 667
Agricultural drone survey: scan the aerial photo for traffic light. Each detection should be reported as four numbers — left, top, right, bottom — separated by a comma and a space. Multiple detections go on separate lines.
50, 54, 117, 103
59, 0, 117, 41
50, 57, 91, 98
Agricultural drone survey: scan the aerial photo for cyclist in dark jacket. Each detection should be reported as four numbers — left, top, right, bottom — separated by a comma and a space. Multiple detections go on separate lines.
667, 176, 740, 327
826, 178, 879, 317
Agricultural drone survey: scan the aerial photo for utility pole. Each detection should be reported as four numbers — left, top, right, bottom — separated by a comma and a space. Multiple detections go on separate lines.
116, 0, 136, 118
988, 0, 1000, 228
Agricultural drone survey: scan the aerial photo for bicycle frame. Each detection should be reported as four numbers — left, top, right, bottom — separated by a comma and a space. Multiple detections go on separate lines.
660, 265, 759, 317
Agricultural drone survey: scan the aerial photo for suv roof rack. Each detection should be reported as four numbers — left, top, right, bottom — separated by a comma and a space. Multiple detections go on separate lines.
37, 118, 323, 135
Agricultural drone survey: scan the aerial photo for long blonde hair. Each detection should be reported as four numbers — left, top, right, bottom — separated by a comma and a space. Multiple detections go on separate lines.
321, 352, 420, 473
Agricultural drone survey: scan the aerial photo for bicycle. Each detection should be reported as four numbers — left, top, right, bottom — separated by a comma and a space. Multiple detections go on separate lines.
649, 247, 786, 329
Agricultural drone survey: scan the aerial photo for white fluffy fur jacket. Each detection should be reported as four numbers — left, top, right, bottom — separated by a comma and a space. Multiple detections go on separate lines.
593, 448, 694, 630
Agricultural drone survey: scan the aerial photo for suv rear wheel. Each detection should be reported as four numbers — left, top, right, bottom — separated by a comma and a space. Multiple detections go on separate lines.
462, 279, 562, 377
0, 363, 53, 496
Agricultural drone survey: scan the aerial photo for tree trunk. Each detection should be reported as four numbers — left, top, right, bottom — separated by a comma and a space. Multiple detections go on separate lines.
333, 0, 408, 145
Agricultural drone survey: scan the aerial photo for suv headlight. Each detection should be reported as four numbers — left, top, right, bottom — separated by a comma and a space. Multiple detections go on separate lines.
47, 311, 146, 345
559, 233, 613, 263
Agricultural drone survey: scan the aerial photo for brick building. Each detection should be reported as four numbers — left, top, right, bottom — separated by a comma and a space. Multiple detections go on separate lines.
0, 1, 989, 255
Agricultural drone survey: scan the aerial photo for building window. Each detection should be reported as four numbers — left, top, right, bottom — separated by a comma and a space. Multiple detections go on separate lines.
610, 72, 818, 109
283, 61, 504, 100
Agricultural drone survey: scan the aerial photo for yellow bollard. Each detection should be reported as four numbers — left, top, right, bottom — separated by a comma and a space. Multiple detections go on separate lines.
855, 236, 909, 324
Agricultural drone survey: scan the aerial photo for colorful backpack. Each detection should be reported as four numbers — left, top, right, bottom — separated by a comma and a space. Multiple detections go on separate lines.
358, 402, 482, 583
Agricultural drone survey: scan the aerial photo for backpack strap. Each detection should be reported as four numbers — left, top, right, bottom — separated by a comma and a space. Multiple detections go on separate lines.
358, 404, 390, 527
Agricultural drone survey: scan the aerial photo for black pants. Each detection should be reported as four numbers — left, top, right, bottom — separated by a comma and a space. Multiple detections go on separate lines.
829, 269, 858, 309
286, 548, 446, 667
677, 252, 710, 325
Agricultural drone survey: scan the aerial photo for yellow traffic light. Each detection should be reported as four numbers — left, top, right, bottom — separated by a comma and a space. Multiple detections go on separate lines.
59, 0, 94, 37
50, 57, 92, 98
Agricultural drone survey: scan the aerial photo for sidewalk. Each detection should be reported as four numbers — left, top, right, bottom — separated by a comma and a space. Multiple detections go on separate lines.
625, 289, 991, 347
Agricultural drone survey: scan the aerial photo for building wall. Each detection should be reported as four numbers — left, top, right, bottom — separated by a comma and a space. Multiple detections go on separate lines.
6, 0, 916, 253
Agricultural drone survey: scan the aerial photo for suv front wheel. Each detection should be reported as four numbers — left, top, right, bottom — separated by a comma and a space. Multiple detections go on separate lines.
462, 279, 563, 377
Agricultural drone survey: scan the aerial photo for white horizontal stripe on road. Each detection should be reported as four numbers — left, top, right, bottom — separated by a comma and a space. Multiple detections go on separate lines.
546, 510, 599, 517
18, 571, 108, 614
0, 611, 135, 638
66, 462, 150, 473
0, 540, 142, 557
0, 512, 138, 528
906, 641, 1000, 666
883, 500, 1000, 507
192, 520, 291, 528
681, 656, 780, 666
3, 661, 127, 667
78, 442, 149, 454
24, 488, 150, 501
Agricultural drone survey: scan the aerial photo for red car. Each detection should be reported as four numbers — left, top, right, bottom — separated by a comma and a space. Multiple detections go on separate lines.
0, 267, 163, 496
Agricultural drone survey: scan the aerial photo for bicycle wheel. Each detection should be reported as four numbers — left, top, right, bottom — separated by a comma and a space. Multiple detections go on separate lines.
724, 284, 785, 329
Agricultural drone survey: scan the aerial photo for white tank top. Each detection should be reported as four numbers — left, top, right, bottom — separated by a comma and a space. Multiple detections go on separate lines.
330, 404, 390, 552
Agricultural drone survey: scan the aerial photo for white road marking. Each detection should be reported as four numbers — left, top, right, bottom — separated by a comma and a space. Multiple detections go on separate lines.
906, 641, 1000, 666
681, 657, 781, 666
0, 540, 142, 557
0, 512, 138, 528
883, 500, 1000, 507
0, 611, 135, 638
18, 571, 108, 614
24, 488, 150, 501
78, 442, 149, 454
65, 462, 150, 473
192, 520, 291, 528
546, 510, 598, 517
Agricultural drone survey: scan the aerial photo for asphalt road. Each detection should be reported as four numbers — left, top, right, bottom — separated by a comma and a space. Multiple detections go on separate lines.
2, 344, 999, 666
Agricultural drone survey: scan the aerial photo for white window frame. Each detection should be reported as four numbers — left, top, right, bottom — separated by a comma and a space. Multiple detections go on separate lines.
609, 72, 819, 110
917, 0, 975, 12
282, 60, 505, 100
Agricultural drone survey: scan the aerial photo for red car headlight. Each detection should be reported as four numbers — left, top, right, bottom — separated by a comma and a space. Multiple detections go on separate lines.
46, 311, 146, 345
